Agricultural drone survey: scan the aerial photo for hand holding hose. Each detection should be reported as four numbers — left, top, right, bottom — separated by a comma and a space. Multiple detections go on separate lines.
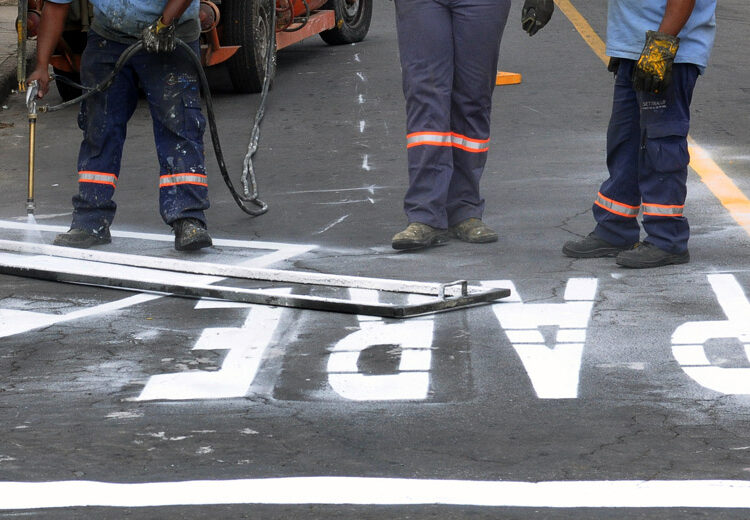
632, 30, 680, 94
521, 0, 554, 36
141, 17, 176, 53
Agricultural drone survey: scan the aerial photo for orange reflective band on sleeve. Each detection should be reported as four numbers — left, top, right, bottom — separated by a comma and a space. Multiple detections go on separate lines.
78, 171, 118, 188
594, 192, 640, 218
642, 202, 684, 217
159, 173, 208, 187
406, 131, 490, 153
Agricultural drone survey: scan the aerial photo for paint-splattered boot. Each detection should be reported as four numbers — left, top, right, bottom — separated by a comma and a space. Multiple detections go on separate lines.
173, 218, 212, 251
391, 222, 449, 251
53, 227, 112, 249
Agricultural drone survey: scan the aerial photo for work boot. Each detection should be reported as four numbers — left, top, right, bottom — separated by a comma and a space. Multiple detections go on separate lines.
391, 222, 449, 251
53, 227, 111, 249
450, 218, 498, 243
173, 218, 212, 251
562, 232, 632, 258
615, 242, 689, 268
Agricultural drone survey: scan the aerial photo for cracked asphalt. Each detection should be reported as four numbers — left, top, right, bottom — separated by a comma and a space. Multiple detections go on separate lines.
0, 1, 749, 518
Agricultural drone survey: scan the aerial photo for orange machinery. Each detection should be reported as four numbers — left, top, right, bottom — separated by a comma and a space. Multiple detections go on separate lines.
21, 0, 372, 97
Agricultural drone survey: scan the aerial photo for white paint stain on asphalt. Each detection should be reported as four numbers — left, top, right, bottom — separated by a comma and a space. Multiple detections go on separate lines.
315, 215, 349, 234
4, 478, 750, 509
105, 411, 144, 420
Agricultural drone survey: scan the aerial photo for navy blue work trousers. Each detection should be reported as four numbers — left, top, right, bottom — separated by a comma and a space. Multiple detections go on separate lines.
593, 59, 699, 254
72, 31, 209, 234
395, 0, 511, 229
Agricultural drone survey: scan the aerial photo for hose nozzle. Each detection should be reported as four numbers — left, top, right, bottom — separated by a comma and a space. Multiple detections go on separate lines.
26, 79, 38, 116
26, 199, 35, 215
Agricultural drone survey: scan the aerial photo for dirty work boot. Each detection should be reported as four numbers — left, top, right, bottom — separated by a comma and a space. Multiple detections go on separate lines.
53, 227, 111, 249
450, 218, 498, 243
391, 222, 449, 251
173, 218, 212, 251
562, 232, 632, 258
615, 242, 689, 268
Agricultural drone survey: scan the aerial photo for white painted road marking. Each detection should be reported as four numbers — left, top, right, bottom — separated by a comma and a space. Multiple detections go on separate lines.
136, 291, 290, 401
672, 274, 750, 394
327, 289, 434, 401
486, 278, 598, 399
4, 478, 750, 509
0, 292, 161, 339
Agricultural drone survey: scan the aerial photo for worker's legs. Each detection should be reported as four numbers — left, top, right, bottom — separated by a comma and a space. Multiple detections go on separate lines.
132, 40, 210, 226
592, 59, 642, 248
637, 63, 698, 254
395, 0, 454, 229
446, 0, 510, 226
71, 31, 139, 234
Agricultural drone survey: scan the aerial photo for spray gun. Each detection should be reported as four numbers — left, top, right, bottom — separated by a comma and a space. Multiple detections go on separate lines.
25, 80, 38, 215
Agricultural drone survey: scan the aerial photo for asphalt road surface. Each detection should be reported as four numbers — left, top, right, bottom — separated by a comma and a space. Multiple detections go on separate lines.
1, 1, 750, 518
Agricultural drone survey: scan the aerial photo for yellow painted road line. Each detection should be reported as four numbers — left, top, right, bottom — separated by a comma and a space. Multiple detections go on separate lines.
554, 0, 608, 65
688, 138, 750, 231
555, 0, 750, 237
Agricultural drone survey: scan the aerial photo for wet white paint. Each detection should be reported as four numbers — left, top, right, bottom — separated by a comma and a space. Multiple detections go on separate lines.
0, 222, 314, 340
4, 477, 750, 509
0, 220, 316, 267
485, 278, 598, 399
672, 274, 750, 394
328, 289, 433, 401
361, 154, 371, 171
359, 120, 366, 133
136, 290, 290, 401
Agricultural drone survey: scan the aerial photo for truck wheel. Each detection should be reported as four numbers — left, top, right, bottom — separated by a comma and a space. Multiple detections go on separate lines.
319, 0, 372, 45
223, 0, 276, 94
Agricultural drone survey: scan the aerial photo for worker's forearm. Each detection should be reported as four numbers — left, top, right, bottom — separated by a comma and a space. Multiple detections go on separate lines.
34, 1, 69, 69
658, 0, 696, 36
161, 0, 193, 25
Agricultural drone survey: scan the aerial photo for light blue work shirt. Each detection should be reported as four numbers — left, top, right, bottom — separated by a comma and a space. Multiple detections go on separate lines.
47, 0, 200, 43
606, 0, 716, 73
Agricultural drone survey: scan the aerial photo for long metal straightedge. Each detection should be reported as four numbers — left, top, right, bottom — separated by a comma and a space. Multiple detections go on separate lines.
0, 240, 510, 318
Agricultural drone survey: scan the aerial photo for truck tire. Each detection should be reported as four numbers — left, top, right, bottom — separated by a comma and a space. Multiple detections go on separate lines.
319, 0, 372, 45
223, 0, 276, 94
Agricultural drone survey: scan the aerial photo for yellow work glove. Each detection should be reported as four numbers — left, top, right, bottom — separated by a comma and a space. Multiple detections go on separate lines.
141, 16, 176, 53
632, 30, 680, 94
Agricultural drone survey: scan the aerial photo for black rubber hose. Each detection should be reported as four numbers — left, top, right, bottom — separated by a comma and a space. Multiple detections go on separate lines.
39, 39, 268, 217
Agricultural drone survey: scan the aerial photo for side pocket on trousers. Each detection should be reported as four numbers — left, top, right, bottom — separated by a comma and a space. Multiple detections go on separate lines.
644, 122, 689, 175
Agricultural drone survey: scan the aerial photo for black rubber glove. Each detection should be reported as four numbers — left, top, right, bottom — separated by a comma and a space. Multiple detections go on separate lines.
632, 30, 680, 94
521, 0, 554, 36
141, 16, 176, 53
